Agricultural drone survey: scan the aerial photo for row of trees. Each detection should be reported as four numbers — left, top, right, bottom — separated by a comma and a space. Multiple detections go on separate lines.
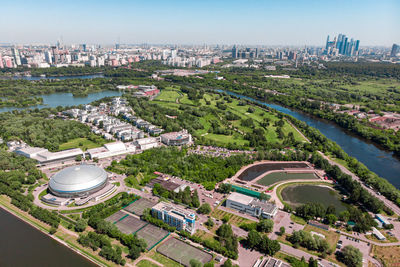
78, 231, 126, 265
152, 183, 200, 208
287, 230, 330, 254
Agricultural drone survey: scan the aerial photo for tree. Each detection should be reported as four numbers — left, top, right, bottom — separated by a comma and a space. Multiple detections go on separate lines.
190, 259, 203, 267
129, 245, 142, 260
338, 245, 363, 267
247, 230, 262, 249
75, 154, 82, 161
222, 259, 233, 267
339, 210, 350, 222
257, 219, 274, 233
325, 214, 337, 225
308, 257, 318, 267
279, 226, 285, 236
75, 218, 88, 232
217, 184, 232, 194
205, 218, 214, 227
198, 203, 212, 214
192, 190, 200, 208
222, 214, 230, 224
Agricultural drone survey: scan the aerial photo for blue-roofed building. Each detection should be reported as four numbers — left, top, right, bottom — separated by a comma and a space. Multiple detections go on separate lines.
375, 214, 390, 226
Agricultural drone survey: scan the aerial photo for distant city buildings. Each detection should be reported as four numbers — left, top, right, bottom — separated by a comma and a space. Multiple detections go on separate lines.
231, 45, 258, 59
324, 33, 360, 57
391, 44, 400, 57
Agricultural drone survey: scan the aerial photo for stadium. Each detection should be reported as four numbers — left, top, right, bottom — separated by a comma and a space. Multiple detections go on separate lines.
48, 164, 109, 198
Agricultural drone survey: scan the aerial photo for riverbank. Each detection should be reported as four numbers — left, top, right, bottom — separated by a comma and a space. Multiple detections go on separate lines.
0, 196, 105, 267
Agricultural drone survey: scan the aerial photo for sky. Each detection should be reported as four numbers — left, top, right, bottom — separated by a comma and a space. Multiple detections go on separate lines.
0, 0, 399, 46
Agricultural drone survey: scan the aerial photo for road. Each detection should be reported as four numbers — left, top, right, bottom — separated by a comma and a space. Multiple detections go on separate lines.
319, 152, 400, 215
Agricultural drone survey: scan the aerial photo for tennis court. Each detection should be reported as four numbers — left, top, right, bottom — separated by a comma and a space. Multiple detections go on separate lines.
105, 211, 127, 223
114, 214, 148, 234
157, 237, 212, 266
123, 198, 156, 216
256, 172, 318, 186
136, 224, 169, 250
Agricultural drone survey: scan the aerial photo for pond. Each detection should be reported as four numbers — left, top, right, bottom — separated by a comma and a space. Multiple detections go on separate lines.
281, 184, 347, 213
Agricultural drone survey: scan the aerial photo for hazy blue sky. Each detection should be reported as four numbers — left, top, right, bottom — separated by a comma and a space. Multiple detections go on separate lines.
1, 0, 399, 46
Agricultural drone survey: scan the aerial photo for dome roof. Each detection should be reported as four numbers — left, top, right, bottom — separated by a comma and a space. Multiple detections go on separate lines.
49, 164, 108, 194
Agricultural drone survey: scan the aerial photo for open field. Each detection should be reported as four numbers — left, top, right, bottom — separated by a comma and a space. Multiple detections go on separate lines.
373, 245, 400, 267
58, 137, 108, 151
123, 198, 156, 216
136, 224, 169, 250
256, 172, 318, 186
157, 237, 213, 267
154, 89, 181, 103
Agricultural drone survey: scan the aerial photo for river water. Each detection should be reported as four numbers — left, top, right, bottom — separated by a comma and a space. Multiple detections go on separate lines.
0, 90, 123, 113
218, 89, 400, 189
0, 208, 96, 267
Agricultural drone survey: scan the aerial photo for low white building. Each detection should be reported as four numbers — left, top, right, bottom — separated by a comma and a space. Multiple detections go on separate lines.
226, 192, 278, 219
135, 137, 159, 150
86, 141, 136, 159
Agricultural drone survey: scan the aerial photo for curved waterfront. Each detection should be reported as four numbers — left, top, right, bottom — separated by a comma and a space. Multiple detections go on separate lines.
0, 90, 123, 113
219, 89, 400, 189
0, 208, 96, 267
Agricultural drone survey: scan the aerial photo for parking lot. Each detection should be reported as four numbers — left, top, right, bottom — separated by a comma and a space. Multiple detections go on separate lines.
337, 234, 370, 263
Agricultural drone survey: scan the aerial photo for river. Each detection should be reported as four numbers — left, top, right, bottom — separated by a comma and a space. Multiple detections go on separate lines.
0, 90, 123, 113
218, 89, 400, 189
0, 208, 96, 267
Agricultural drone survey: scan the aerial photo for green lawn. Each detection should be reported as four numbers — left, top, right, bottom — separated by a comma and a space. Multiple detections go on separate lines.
58, 137, 107, 151
137, 260, 160, 267
257, 172, 318, 186
154, 89, 181, 102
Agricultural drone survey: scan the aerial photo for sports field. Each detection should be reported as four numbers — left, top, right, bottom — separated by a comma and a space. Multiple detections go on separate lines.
256, 172, 318, 186
123, 198, 156, 216
105, 210, 127, 223
114, 214, 148, 234
136, 224, 169, 250
157, 238, 212, 266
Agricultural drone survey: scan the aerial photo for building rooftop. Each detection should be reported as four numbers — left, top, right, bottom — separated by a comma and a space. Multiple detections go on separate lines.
227, 192, 254, 206
152, 201, 195, 221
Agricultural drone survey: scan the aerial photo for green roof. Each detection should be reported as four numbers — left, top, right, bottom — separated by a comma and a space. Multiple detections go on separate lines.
230, 184, 261, 198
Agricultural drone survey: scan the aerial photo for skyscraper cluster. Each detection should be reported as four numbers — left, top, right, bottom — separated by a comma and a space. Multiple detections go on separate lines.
325, 34, 360, 57
231, 46, 259, 59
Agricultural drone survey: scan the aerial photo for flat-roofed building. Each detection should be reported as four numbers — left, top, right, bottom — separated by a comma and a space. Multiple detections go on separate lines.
135, 137, 159, 150
15, 146, 83, 165
372, 227, 386, 240
226, 192, 278, 219
87, 141, 136, 159
151, 201, 196, 234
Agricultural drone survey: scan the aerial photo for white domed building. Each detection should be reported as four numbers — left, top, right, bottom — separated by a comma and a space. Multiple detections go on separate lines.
49, 164, 108, 198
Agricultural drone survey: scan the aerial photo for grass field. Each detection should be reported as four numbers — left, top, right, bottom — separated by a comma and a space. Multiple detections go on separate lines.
157, 238, 212, 266
373, 245, 400, 266
58, 137, 107, 151
148, 250, 183, 267
211, 208, 255, 226
137, 260, 160, 267
154, 89, 182, 103
256, 172, 318, 186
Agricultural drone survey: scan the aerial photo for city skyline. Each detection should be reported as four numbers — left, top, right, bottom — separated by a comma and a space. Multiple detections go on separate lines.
0, 0, 399, 46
